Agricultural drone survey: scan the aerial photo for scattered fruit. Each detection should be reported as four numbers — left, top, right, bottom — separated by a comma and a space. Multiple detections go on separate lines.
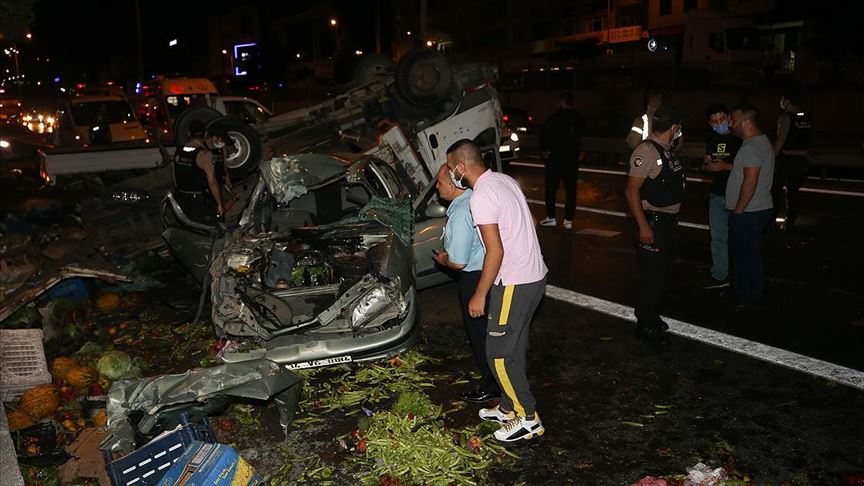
19, 384, 61, 419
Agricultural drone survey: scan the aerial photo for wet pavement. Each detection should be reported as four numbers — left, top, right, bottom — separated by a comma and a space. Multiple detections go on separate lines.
504, 160, 864, 372
418, 282, 864, 484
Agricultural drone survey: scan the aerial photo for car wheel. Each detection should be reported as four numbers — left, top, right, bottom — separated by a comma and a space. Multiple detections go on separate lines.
173, 107, 222, 147
394, 49, 455, 109
206, 117, 262, 180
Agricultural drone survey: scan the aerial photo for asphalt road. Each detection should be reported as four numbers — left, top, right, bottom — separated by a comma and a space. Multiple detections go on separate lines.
414, 158, 864, 483
503, 159, 864, 372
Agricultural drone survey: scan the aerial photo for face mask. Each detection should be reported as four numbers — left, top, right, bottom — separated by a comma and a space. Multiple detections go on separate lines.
712, 121, 730, 134
212, 140, 226, 149
448, 166, 466, 190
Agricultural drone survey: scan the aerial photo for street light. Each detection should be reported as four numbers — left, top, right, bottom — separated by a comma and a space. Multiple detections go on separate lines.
354, 50, 363, 56
25, 33, 32, 40
221, 49, 227, 55
329, 18, 337, 27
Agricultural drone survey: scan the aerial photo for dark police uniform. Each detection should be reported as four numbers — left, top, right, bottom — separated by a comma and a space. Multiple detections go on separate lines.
628, 135, 686, 333
173, 145, 219, 225
773, 108, 812, 228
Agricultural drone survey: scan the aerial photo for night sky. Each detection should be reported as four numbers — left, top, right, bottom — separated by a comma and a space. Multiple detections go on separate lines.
22, 0, 388, 84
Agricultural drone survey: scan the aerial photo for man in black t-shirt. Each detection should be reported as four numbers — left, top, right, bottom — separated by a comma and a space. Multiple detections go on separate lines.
702, 103, 742, 289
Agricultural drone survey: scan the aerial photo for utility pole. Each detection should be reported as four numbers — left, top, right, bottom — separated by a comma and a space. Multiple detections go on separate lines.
420, 0, 428, 41
136, 0, 144, 81
375, 0, 382, 54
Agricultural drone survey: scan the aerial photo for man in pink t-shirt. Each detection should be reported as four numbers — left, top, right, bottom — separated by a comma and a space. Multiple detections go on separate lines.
445, 139, 548, 443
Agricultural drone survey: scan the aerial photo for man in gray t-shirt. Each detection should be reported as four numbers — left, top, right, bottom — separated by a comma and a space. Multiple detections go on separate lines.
726, 134, 774, 212
726, 105, 775, 306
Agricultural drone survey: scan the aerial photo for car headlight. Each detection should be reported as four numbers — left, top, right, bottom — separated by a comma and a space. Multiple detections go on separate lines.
350, 279, 407, 330
510, 132, 519, 142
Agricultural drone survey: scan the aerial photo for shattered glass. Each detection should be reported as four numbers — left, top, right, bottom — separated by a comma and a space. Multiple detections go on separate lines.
341, 196, 413, 246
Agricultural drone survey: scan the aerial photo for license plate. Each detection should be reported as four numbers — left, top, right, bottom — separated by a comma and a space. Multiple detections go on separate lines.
285, 355, 352, 370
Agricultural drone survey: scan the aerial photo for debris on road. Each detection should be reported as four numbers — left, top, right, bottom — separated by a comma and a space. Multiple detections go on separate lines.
684, 462, 729, 486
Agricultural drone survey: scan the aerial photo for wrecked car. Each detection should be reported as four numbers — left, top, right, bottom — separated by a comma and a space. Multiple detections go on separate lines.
162, 50, 504, 369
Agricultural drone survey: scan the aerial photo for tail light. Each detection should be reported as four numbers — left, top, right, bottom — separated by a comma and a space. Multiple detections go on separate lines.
502, 114, 509, 122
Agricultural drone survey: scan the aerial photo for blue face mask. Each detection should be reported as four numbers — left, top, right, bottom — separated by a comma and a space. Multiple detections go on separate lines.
712, 121, 730, 135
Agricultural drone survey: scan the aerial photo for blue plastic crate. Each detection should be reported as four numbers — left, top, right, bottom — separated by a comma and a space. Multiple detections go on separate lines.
103, 415, 215, 486
46, 278, 89, 301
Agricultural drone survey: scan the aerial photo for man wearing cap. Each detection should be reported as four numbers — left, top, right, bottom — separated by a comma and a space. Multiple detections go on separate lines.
624, 105, 685, 340
172, 119, 225, 225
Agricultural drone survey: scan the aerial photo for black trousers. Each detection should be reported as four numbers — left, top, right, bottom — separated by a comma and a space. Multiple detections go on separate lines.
772, 153, 809, 225
545, 155, 579, 220
458, 271, 500, 396
634, 216, 679, 324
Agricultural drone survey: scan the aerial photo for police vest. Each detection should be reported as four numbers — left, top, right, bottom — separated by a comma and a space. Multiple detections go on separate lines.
211, 148, 226, 186
784, 111, 812, 151
638, 140, 685, 208
174, 146, 209, 193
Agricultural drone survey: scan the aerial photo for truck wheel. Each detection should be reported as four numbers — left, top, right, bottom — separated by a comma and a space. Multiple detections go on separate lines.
173, 107, 222, 146
394, 49, 455, 109
206, 117, 262, 180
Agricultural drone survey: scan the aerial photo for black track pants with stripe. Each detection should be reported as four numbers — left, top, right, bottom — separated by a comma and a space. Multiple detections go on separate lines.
485, 278, 546, 418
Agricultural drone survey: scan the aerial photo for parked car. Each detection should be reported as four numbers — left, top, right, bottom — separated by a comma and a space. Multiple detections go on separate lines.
499, 106, 535, 161
161, 50, 503, 370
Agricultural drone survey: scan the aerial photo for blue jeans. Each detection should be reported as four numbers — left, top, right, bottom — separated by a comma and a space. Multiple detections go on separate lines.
708, 194, 730, 280
729, 209, 773, 305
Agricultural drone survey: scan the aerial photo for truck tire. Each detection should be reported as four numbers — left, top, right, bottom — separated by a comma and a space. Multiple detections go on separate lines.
173, 107, 222, 147
394, 49, 455, 109
206, 117, 262, 179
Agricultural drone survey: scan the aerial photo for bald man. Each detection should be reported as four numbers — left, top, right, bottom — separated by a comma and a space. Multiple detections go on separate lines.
445, 139, 548, 443
432, 164, 500, 404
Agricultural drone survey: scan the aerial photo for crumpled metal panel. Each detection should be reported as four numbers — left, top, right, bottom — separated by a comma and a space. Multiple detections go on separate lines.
342, 196, 413, 246
259, 156, 311, 205
100, 359, 300, 455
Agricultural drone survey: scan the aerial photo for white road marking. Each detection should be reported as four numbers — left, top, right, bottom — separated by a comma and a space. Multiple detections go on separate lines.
526, 199, 710, 231
544, 284, 864, 391
510, 162, 864, 197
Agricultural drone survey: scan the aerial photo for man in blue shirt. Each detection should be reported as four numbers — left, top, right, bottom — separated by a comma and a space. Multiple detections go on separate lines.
432, 164, 500, 404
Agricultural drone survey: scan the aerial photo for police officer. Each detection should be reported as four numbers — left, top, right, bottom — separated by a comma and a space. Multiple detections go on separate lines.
624, 106, 685, 340
626, 92, 683, 152
172, 120, 224, 226
772, 92, 811, 231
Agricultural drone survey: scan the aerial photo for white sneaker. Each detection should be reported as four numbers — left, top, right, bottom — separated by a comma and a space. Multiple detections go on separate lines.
563, 219, 573, 230
493, 413, 545, 442
539, 217, 556, 227
478, 404, 515, 424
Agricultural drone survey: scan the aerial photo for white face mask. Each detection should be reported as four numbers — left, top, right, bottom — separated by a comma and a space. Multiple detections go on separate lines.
212, 140, 226, 149
448, 165, 466, 189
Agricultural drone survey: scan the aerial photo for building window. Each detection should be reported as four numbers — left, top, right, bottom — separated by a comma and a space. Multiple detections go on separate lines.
684, 0, 698, 12
660, 0, 673, 16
